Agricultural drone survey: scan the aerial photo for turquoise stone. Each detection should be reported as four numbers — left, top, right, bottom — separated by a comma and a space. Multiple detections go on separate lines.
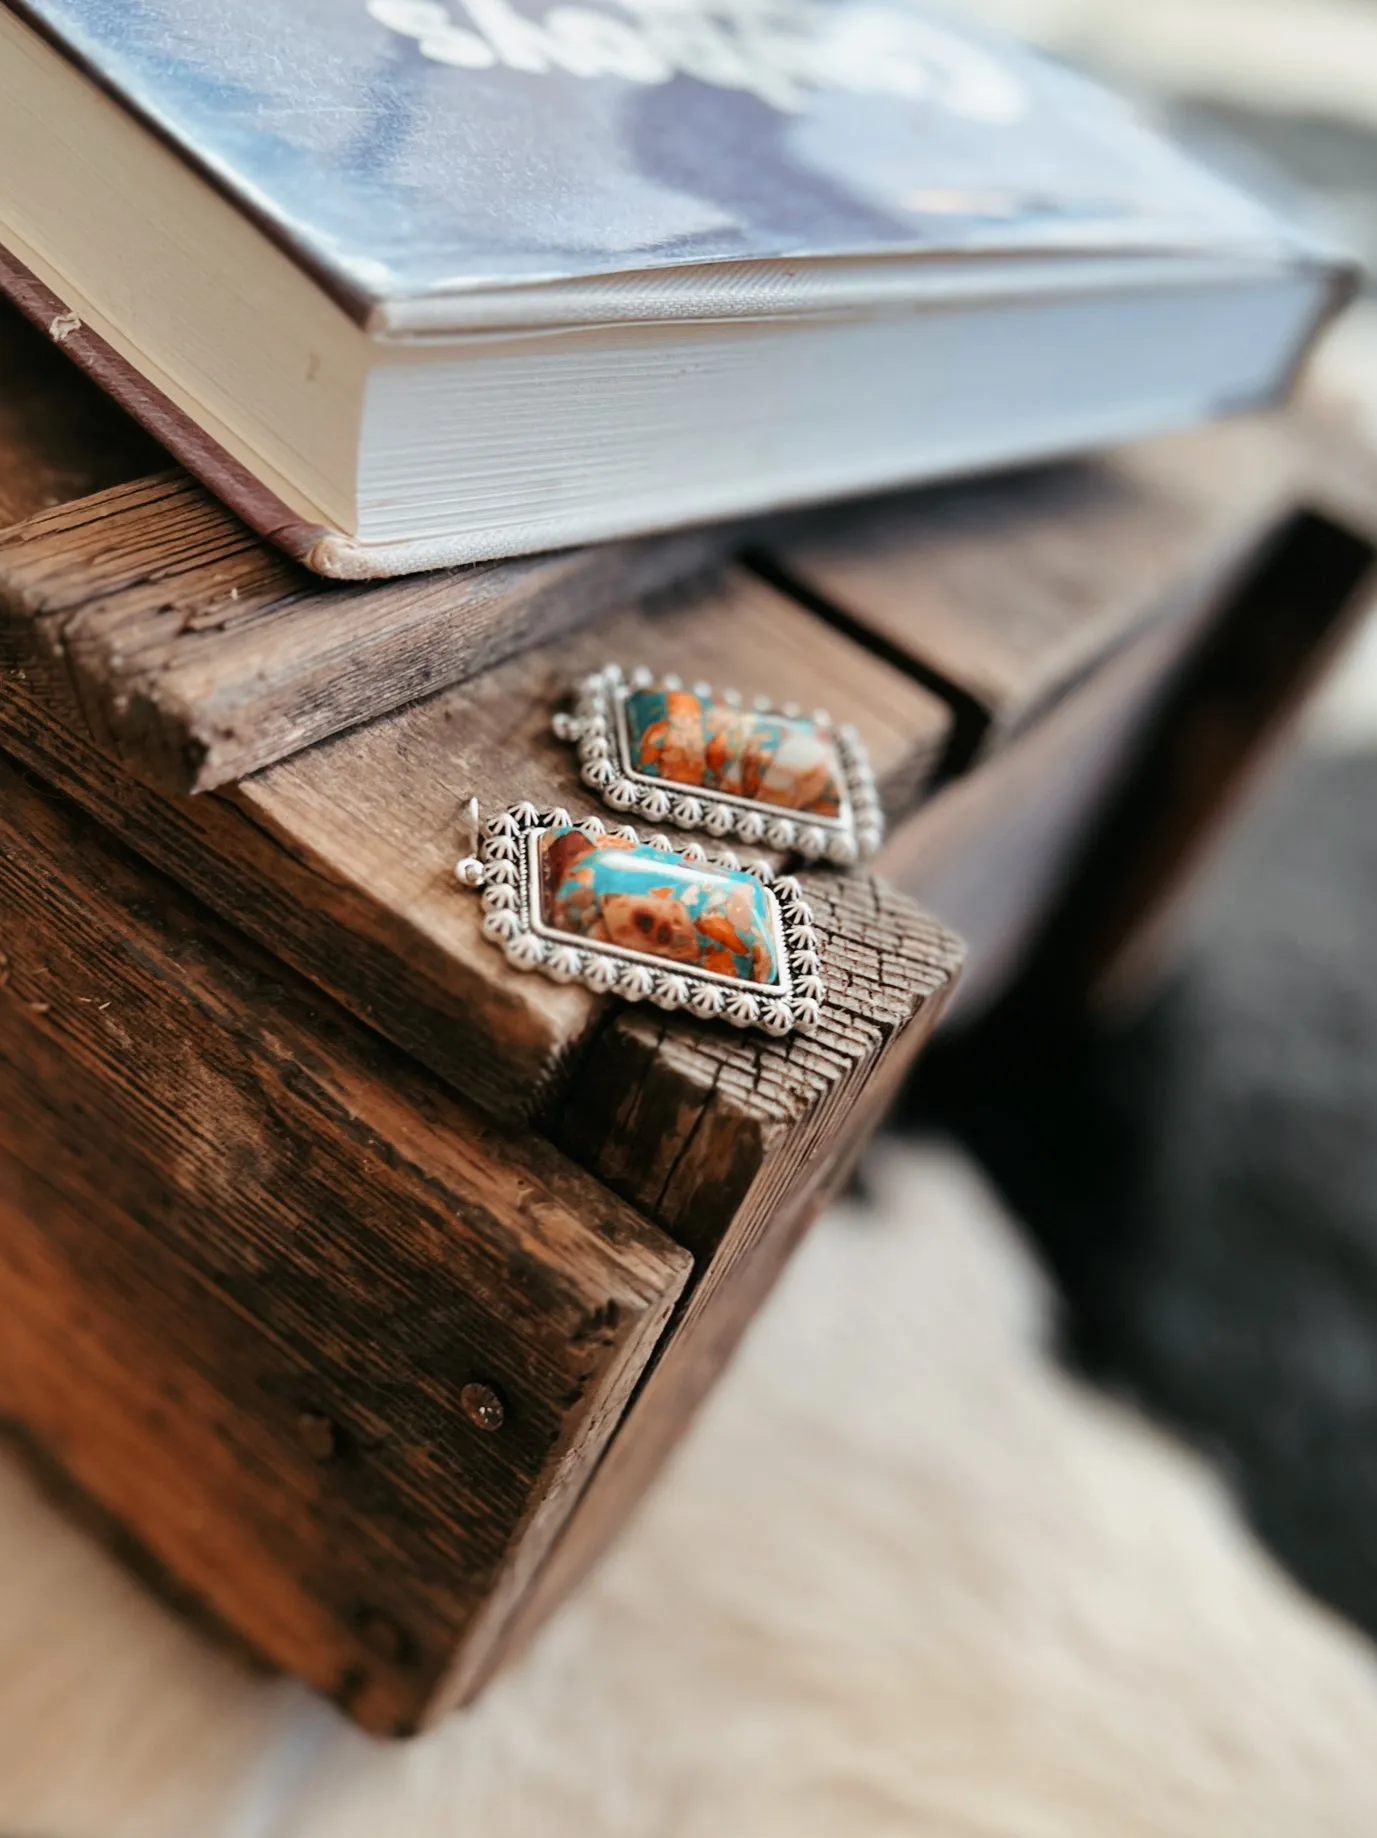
538, 827, 781, 985
623, 686, 843, 818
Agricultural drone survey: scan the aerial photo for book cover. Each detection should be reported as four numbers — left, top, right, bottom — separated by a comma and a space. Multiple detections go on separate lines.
9, 0, 1300, 327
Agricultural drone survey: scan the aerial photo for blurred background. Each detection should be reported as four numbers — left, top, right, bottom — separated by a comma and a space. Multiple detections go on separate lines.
917, 0, 1377, 1661
9, 2, 1377, 1834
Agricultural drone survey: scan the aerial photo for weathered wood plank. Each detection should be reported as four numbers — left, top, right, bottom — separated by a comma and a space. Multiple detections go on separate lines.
1037, 506, 1377, 1006
0, 658, 960, 1727
0, 560, 961, 1719
0, 671, 591, 1123
876, 418, 1377, 1019
880, 609, 1221, 1021
762, 415, 1319, 757
0, 757, 690, 1733
0, 471, 727, 792
552, 872, 956, 1241
0, 569, 947, 1121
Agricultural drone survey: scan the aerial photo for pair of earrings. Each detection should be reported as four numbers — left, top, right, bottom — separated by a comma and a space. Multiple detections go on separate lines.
455, 664, 883, 1039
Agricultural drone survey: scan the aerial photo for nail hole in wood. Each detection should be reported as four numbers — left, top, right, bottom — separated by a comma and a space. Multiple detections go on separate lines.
460, 1382, 505, 1432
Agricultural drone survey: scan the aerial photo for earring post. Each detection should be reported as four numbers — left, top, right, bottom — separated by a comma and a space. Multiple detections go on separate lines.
455, 796, 486, 886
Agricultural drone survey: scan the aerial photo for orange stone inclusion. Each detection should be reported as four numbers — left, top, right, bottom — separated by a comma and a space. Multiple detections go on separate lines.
624, 686, 843, 819
538, 827, 781, 985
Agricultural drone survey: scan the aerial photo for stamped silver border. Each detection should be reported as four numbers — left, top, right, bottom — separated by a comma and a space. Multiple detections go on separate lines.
455, 802, 824, 1036
552, 665, 883, 864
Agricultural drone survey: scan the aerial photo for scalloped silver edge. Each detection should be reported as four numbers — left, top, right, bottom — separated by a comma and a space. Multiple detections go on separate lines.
455, 804, 825, 1037
551, 664, 884, 864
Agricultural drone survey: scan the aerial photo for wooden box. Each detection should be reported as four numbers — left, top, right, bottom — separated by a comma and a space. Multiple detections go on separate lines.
1, 300, 1374, 1730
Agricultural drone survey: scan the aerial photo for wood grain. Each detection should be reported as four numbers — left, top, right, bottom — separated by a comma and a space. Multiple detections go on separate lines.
875, 419, 1377, 1019
0, 471, 730, 792
1042, 507, 1377, 1005
553, 871, 957, 1242
0, 575, 961, 1720
0, 757, 690, 1733
762, 416, 1316, 756
880, 609, 1224, 1022
497, 872, 961, 1691
0, 569, 948, 1121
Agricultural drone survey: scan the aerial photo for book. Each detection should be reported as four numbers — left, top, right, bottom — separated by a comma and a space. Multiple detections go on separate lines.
0, 0, 1351, 578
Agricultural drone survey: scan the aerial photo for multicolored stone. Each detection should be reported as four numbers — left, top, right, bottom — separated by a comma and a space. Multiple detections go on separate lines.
538, 827, 781, 985
623, 686, 844, 819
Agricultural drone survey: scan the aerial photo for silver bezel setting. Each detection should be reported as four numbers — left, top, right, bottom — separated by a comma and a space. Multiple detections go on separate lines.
552, 665, 884, 864
456, 803, 825, 1036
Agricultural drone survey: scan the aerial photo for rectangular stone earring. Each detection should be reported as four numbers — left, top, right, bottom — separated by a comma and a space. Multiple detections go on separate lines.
455, 802, 824, 1037
552, 665, 882, 863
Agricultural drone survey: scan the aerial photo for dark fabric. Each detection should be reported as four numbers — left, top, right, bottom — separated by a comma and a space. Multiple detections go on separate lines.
908, 749, 1377, 1645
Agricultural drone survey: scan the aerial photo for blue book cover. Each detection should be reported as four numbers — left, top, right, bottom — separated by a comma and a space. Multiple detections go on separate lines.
9, 0, 1304, 323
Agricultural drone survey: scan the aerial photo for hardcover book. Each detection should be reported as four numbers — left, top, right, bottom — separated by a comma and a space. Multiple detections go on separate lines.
0, 0, 1351, 576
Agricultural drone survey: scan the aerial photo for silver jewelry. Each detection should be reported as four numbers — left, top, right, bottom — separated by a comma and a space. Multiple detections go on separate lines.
552, 664, 883, 864
455, 801, 824, 1037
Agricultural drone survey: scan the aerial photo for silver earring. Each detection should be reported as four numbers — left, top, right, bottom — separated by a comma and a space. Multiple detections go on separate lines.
455, 801, 823, 1037
552, 665, 883, 864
